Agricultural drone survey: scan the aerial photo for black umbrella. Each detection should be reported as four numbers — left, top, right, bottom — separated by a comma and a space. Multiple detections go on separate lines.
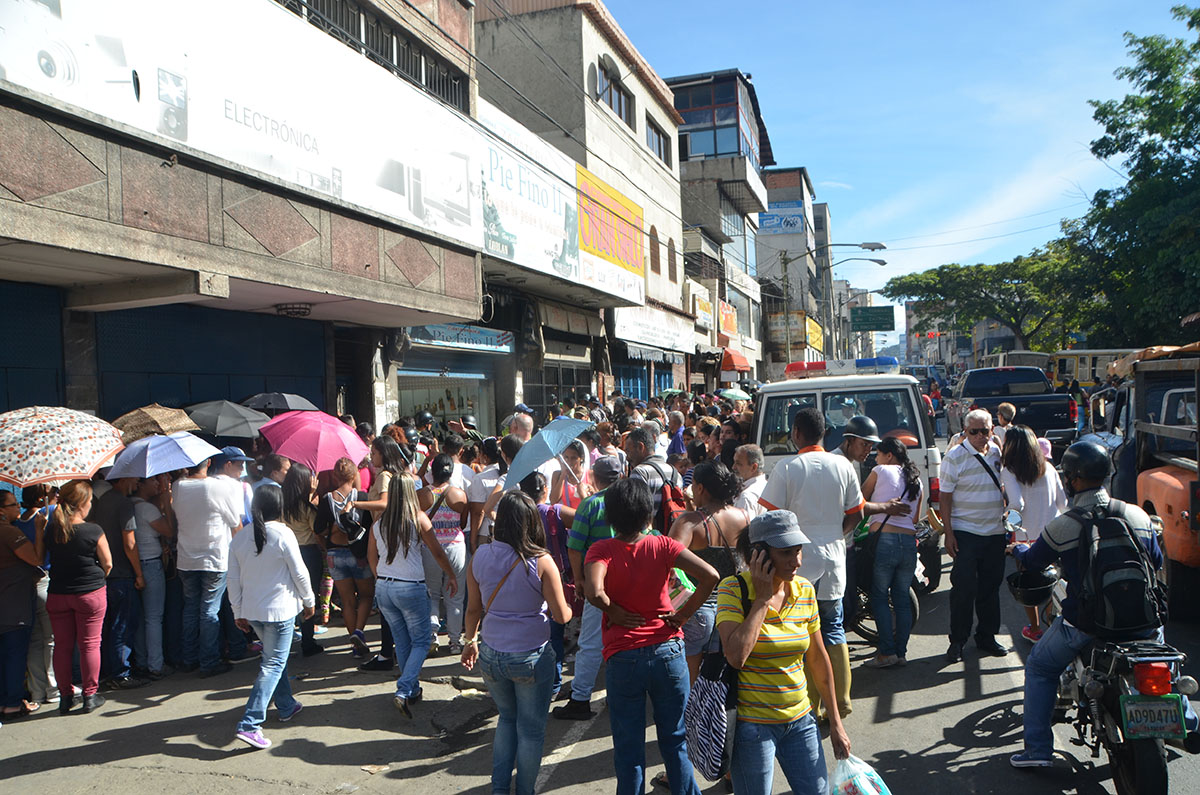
241, 392, 319, 413
187, 400, 271, 438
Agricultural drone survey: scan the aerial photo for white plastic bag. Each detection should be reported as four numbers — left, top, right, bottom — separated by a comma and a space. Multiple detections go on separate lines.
829, 755, 892, 795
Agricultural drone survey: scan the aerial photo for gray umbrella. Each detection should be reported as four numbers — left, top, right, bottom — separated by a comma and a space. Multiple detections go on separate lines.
188, 400, 271, 438
241, 392, 319, 413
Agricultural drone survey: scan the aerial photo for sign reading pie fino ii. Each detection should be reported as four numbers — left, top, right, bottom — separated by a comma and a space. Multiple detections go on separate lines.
577, 165, 646, 289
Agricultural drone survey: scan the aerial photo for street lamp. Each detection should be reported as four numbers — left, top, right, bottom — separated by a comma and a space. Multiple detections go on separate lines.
776, 242, 887, 361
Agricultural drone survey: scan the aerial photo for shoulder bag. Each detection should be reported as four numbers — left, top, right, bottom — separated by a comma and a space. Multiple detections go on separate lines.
685, 574, 751, 781
971, 451, 1008, 508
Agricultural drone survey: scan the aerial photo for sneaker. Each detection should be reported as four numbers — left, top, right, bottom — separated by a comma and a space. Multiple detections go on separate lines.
236, 729, 272, 749
313, 625, 329, 635
864, 654, 901, 669
393, 695, 412, 719
350, 630, 370, 657
110, 675, 150, 689
248, 641, 264, 654
552, 698, 594, 721
895, 656, 908, 667
227, 650, 261, 664
279, 702, 303, 723
199, 662, 234, 678
1022, 625, 1044, 643
1009, 751, 1053, 768
147, 665, 176, 680
448, 641, 464, 655
358, 655, 396, 672
409, 688, 423, 705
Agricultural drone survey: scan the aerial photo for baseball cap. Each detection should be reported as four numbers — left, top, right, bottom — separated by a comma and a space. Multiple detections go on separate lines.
748, 510, 811, 548
514, 403, 533, 414
592, 455, 623, 485
212, 445, 253, 467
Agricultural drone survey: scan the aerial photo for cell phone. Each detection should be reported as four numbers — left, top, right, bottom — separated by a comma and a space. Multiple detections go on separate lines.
752, 543, 774, 574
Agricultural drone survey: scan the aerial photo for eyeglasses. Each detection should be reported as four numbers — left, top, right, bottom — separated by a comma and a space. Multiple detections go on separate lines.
967, 428, 991, 437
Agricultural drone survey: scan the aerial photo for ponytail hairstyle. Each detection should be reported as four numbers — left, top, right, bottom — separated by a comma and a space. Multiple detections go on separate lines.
518, 471, 548, 502
690, 460, 743, 506
50, 479, 92, 545
379, 471, 420, 564
876, 436, 921, 502
251, 484, 284, 555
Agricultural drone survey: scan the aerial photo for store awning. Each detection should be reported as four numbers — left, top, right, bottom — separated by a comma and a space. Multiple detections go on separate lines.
722, 348, 752, 373
616, 341, 685, 365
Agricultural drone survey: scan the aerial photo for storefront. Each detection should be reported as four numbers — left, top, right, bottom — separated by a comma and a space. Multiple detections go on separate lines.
396, 324, 513, 436
609, 304, 694, 400
518, 300, 602, 421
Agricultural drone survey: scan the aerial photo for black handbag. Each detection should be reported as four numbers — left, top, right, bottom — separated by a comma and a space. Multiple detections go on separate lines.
329, 492, 370, 558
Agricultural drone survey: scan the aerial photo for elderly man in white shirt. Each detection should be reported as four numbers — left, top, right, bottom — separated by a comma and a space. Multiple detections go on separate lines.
940, 408, 1008, 663
759, 407, 864, 719
732, 443, 768, 518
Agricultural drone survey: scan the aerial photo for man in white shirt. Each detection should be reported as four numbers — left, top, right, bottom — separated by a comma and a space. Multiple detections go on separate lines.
940, 408, 1008, 663
759, 407, 864, 719
173, 457, 244, 677
467, 438, 503, 549
732, 443, 767, 518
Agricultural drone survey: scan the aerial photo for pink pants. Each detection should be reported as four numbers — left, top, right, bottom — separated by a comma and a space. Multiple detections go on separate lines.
47, 588, 107, 697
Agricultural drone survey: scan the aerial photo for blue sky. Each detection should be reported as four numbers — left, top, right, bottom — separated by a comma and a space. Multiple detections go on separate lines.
602, 0, 1187, 346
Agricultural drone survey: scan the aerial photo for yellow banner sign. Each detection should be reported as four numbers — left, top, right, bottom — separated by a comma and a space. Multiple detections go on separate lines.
577, 165, 645, 276
807, 316, 824, 350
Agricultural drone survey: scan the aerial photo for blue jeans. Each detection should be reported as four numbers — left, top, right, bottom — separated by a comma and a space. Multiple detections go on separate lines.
570, 601, 604, 701
606, 638, 700, 795
682, 600, 719, 657
549, 622, 565, 699
375, 579, 431, 699
102, 578, 141, 679
220, 591, 248, 659
871, 533, 918, 657
237, 619, 298, 732
135, 559, 167, 673
180, 570, 226, 671
816, 592, 846, 647
732, 712, 827, 795
163, 571, 184, 666
479, 641, 556, 795
0, 626, 33, 709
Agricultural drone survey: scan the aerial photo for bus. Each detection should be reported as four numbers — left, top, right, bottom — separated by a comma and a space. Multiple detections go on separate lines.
978, 350, 1051, 370
1052, 348, 1136, 389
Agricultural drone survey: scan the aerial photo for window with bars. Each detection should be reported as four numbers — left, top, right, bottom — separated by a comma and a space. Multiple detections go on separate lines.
276, 0, 468, 112
649, 226, 660, 274
597, 62, 634, 128
668, 239, 677, 283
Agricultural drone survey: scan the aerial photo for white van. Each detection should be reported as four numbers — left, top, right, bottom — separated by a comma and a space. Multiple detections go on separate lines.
752, 374, 943, 517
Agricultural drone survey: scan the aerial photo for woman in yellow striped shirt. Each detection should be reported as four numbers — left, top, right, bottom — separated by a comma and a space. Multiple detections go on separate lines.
715, 510, 851, 795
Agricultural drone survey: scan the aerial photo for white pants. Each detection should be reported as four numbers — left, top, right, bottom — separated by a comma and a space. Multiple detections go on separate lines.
421, 542, 467, 642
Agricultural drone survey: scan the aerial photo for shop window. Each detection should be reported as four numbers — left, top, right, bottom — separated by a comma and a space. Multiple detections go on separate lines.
654, 365, 674, 395
523, 363, 592, 422
614, 364, 648, 401
649, 226, 661, 274
668, 239, 677, 283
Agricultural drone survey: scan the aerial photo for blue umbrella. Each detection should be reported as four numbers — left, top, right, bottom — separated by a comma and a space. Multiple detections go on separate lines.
106, 431, 223, 479
504, 417, 595, 489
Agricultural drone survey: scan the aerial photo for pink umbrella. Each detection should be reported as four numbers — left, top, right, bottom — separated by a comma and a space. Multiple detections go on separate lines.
259, 411, 368, 473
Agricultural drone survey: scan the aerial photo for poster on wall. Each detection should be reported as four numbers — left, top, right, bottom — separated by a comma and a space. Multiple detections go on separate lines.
719, 300, 739, 336
693, 296, 713, 330
0, 0, 643, 304
758, 200, 807, 236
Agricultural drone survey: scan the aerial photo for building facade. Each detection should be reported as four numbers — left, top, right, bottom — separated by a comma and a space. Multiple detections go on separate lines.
476, 0, 687, 407
665, 69, 772, 389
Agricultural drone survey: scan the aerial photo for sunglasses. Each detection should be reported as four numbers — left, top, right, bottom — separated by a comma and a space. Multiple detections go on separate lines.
967, 428, 991, 437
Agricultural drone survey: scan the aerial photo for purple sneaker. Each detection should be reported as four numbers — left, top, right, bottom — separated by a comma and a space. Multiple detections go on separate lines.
350, 630, 370, 657
236, 729, 272, 749
279, 702, 303, 723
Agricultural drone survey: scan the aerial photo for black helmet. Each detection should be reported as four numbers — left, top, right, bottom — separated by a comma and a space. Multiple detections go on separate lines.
1061, 440, 1110, 482
460, 414, 478, 430
1007, 566, 1060, 607
416, 410, 435, 427
403, 427, 420, 445
843, 415, 882, 444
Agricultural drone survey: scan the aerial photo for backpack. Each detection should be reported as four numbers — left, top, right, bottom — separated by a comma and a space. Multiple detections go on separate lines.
644, 461, 689, 534
1072, 499, 1167, 639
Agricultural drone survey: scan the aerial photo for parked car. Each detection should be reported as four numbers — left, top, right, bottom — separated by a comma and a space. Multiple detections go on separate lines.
945, 366, 1076, 453
753, 374, 942, 518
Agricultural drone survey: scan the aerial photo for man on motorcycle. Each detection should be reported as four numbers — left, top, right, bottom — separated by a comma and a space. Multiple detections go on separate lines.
1007, 440, 1200, 768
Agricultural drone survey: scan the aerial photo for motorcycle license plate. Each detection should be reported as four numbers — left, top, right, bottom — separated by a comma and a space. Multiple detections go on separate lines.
1119, 694, 1187, 740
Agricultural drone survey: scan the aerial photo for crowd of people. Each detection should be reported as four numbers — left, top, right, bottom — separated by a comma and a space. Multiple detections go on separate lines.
3, 386, 1196, 793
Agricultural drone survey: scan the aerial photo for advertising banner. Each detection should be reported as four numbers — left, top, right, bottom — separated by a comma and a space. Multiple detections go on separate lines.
765, 311, 808, 345
612, 305, 693, 353
693, 296, 713, 330
758, 200, 807, 236
719, 301, 739, 336
0, 0, 642, 303
807, 316, 825, 350
409, 324, 513, 354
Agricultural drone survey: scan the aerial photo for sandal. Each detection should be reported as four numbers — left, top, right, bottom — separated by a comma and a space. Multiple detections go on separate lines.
651, 771, 670, 789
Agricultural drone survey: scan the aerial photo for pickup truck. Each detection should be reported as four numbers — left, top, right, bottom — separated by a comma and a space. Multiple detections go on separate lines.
945, 366, 1077, 450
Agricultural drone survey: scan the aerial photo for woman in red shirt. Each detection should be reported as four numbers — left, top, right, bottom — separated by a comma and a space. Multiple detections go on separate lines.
585, 478, 718, 795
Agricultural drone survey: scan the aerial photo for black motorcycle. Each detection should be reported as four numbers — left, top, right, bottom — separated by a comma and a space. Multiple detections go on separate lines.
846, 525, 927, 645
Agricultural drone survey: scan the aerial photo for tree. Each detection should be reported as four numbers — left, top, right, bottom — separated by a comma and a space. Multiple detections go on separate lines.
1070, 4, 1200, 344
881, 245, 1082, 351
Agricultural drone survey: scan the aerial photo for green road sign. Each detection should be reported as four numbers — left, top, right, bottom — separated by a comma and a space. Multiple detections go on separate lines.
850, 306, 895, 332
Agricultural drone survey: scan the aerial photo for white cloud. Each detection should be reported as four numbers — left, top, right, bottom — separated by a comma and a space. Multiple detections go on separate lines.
818, 180, 854, 190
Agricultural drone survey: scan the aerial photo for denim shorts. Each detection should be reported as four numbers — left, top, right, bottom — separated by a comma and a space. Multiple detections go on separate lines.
327, 547, 371, 581
682, 600, 719, 656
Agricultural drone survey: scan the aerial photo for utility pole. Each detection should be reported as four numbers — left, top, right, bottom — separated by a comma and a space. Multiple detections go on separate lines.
780, 250, 793, 364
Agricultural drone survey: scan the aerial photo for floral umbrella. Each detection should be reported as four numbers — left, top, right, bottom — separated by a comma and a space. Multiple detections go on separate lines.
0, 406, 125, 487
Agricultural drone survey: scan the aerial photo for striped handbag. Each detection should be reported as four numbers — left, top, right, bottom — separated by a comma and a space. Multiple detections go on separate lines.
684, 575, 749, 781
